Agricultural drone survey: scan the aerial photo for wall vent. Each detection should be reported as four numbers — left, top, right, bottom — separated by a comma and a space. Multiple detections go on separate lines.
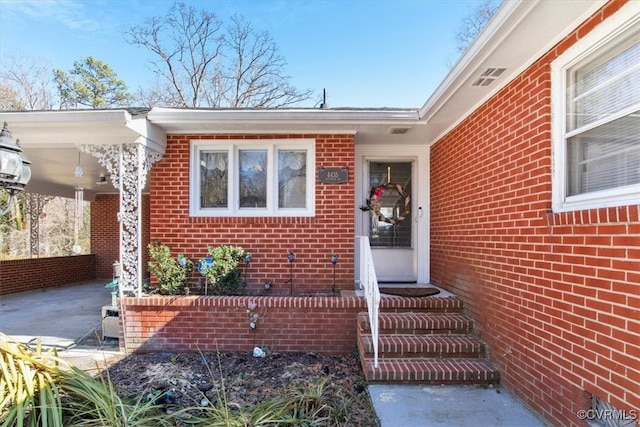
586, 394, 637, 427
472, 67, 506, 87
388, 127, 411, 135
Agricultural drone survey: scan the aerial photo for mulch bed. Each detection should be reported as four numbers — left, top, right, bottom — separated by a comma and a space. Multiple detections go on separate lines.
104, 350, 378, 424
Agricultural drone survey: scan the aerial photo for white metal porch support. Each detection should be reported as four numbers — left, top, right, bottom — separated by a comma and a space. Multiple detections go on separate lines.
81, 141, 162, 296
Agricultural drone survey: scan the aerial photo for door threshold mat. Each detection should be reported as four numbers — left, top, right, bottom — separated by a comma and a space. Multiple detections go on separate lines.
378, 287, 440, 297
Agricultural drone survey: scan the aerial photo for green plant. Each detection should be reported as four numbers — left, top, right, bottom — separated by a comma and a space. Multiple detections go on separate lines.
202, 245, 245, 295
1, 334, 66, 427
0, 333, 171, 427
147, 240, 194, 295
61, 368, 171, 427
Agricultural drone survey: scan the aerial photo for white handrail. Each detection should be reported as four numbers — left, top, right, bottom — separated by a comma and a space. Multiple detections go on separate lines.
358, 236, 380, 368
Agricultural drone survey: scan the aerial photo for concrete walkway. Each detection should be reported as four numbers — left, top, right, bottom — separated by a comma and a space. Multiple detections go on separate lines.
369, 384, 547, 426
1, 281, 547, 425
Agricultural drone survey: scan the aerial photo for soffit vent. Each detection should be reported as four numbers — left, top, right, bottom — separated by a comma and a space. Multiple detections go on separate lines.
472, 67, 507, 87
388, 127, 411, 135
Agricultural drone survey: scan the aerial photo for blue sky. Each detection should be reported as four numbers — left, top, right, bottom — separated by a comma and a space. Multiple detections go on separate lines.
0, 0, 486, 108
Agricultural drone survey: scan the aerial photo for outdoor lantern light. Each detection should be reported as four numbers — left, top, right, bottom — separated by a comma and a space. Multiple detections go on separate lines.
242, 252, 252, 291
285, 251, 295, 295
0, 122, 31, 216
331, 254, 338, 295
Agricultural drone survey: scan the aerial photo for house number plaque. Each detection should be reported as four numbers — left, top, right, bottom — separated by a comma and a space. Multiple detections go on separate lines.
319, 167, 348, 184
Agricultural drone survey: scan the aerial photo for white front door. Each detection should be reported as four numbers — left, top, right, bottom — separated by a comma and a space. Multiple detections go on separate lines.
355, 146, 429, 284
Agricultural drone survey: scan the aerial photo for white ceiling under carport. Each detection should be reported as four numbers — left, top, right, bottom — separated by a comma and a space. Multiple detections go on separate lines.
0, 0, 609, 200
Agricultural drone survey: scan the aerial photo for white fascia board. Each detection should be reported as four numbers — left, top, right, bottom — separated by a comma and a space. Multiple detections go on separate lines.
147, 107, 419, 126
0, 109, 131, 126
125, 115, 166, 155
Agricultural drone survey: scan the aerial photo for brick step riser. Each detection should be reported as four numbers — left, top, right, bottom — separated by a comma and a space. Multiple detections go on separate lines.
360, 359, 501, 385
358, 313, 473, 335
378, 297, 463, 314
358, 338, 486, 359
358, 322, 474, 336
379, 307, 464, 314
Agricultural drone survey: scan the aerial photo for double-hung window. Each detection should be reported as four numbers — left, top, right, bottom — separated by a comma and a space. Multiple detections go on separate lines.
552, 9, 640, 212
190, 139, 315, 217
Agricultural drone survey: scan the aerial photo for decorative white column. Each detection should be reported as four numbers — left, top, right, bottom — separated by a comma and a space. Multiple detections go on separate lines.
26, 193, 54, 257
82, 142, 161, 296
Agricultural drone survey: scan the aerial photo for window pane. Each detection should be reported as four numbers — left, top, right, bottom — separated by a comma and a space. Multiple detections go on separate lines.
567, 29, 640, 131
239, 150, 267, 208
278, 150, 307, 208
200, 151, 228, 208
567, 112, 640, 196
368, 162, 412, 248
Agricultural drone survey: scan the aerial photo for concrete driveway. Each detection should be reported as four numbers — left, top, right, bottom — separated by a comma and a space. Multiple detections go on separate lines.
0, 280, 122, 373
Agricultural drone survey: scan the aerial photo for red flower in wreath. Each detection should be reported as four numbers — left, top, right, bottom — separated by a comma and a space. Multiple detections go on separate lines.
360, 183, 410, 225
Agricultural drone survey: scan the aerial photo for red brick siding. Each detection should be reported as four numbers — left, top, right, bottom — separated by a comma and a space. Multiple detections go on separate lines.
91, 193, 150, 280
430, 1, 639, 425
149, 134, 355, 295
121, 295, 365, 354
0, 255, 95, 295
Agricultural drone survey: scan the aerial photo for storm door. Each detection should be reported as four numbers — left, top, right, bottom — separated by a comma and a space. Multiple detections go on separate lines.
366, 161, 416, 282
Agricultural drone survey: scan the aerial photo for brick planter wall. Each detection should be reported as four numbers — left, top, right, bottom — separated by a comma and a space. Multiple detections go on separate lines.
121, 294, 366, 354
430, 1, 639, 426
149, 134, 355, 296
0, 255, 96, 295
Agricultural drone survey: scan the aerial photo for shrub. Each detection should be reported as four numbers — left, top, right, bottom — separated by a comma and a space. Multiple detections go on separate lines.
202, 245, 245, 295
147, 240, 194, 295
0, 333, 170, 427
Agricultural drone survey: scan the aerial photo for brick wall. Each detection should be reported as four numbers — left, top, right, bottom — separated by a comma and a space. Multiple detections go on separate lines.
0, 255, 95, 295
149, 134, 355, 295
121, 294, 365, 354
430, 1, 639, 426
91, 193, 150, 280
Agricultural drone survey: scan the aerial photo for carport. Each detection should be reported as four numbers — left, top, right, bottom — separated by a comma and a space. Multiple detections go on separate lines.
0, 280, 121, 372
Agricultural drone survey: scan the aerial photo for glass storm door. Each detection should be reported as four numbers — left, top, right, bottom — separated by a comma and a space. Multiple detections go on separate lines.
367, 161, 416, 282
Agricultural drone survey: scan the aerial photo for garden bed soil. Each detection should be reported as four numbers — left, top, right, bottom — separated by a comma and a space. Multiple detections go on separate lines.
103, 349, 378, 425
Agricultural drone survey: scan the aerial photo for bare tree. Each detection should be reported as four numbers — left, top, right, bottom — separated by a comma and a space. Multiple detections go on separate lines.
0, 54, 55, 110
125, 2, 313, 108
455, 0, 502, 54
223, 15, 313, 108
0, 84, 24, 111
125, 2, 224, 108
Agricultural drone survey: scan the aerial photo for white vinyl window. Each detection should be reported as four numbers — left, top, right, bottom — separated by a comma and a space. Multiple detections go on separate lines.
552, 9, 640, 212
190, 139, 315, 217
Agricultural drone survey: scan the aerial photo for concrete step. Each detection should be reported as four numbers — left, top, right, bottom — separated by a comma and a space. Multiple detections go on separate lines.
358, 312, 473, 335
361, 358, 501, 385
359, 334, 486, 359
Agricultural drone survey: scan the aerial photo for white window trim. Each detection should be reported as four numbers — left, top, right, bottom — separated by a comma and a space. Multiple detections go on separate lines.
551, 2, 640, 213
190, 138, 315, 217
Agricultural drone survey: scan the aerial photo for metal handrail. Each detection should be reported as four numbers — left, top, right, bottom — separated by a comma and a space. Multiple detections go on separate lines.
358, 236, 380, 368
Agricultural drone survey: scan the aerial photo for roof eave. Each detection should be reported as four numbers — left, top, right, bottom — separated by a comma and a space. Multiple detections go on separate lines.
419, 0, 608, 144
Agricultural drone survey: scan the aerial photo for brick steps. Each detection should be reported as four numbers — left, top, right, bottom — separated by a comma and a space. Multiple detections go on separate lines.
361, 358, 500, 385
357, 296, 500, 385
358, 312, 473, 335
359, 334, 485, 359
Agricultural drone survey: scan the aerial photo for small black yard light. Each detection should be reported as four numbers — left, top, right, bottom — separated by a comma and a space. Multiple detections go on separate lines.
285, 251, 295, 295
331, 254, 338, 295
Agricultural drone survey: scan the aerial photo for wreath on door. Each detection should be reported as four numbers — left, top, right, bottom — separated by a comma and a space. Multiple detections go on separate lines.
359, 183, 410, 225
